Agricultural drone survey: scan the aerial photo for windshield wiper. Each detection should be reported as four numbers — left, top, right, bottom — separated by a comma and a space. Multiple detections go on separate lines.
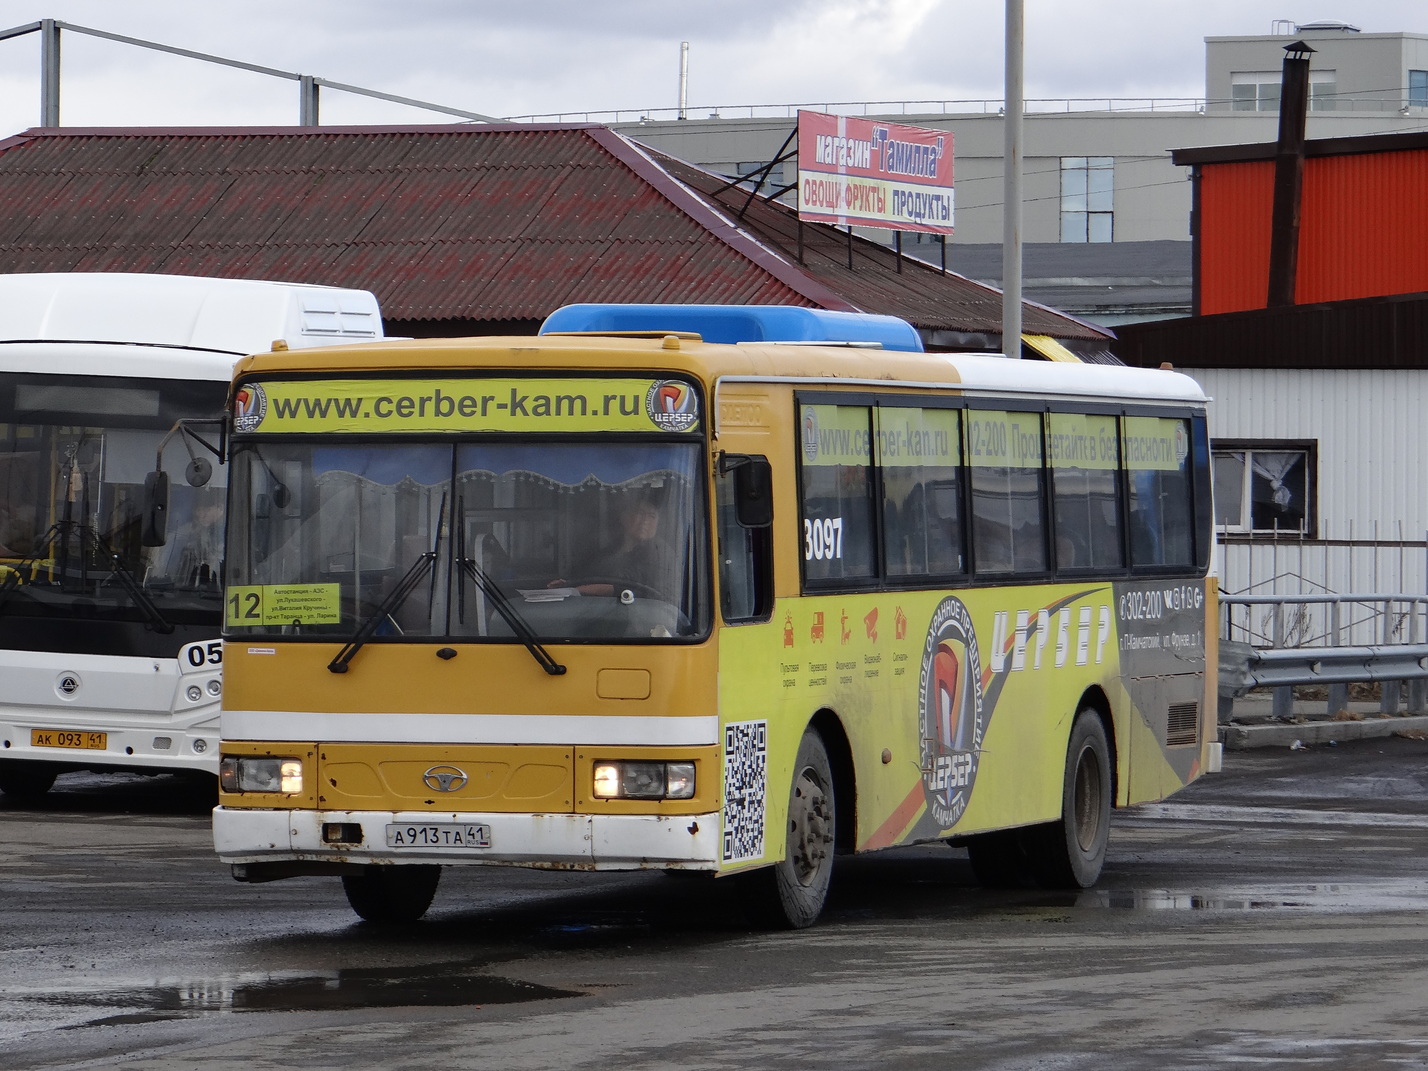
458, 555, 566, 676
328, 494, 446, 674
96, 531, 175, 634
326, 550, 437, 673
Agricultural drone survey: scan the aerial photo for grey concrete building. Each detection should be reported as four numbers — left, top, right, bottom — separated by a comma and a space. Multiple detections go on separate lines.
605, 21, 1428, 327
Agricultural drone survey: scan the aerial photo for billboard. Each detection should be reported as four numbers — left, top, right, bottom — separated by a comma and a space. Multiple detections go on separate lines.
796, 110, 954, 235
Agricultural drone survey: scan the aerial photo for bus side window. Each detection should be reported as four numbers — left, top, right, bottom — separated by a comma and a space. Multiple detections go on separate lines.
1049, 411, 1124, 573
1191, 415, 1213, 573
878, 406, 963, 578
968, 409, 1048, 576
798, 403, 877, 587
716, 456, 773, 623
1125, 415, 1195, 570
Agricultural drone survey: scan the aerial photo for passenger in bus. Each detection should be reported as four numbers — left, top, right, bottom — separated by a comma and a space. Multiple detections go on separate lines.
158, 491, 226, 587
549, 491, 675, 600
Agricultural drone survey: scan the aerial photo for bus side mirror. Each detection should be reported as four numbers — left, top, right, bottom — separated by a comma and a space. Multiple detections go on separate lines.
731, 456, 773, 529
141, 470, 170, 547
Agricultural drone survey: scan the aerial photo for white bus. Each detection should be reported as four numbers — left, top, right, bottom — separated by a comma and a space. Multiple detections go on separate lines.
0, 273, 383, 800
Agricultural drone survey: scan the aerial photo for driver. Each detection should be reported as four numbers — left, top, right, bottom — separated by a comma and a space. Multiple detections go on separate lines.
550, 492, 674, 599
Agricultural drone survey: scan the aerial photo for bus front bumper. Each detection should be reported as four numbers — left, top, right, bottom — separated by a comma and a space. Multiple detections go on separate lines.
213, 806, 723, 872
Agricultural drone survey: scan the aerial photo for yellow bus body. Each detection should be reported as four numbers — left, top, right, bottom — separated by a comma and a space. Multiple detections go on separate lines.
214, 329, 1217, 902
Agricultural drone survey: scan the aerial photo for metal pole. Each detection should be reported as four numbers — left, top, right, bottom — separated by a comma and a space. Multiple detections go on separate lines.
1272, 600, 1293, 720
1328, 598, 1346, 715
1267, 42, 1313, 308
299, 74, 319, 126
1410, 596, 1426, 713
1001, 0, 1024, 359
678, 42, 689, 120
40, 18, 60, 126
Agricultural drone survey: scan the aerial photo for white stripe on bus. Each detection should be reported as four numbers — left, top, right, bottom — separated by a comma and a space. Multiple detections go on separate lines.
220, 710, 720, 747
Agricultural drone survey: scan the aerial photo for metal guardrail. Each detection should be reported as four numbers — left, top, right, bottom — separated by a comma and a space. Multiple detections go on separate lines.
1219, 594, 1428, 721
1221, 592, 1428, 649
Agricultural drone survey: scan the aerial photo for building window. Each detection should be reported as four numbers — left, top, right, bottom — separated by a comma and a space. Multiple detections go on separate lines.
1309, 73, 1338, 111
1411, 70, 1428, 107
1060, 157, 1113, 243
1212, 442, 1315, 537
1231, 71, 1337, 111
1231, 73, 1279, 111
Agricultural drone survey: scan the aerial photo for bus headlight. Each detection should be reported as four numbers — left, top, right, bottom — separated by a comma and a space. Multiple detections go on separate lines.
219, 756, 303, 794
592, 761, 695, 800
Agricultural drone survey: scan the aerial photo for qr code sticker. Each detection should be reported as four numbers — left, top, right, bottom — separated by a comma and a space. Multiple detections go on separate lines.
722, 720, 768, 862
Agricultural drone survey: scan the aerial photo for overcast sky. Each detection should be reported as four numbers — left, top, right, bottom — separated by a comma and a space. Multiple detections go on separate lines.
0, 1, 1425, 133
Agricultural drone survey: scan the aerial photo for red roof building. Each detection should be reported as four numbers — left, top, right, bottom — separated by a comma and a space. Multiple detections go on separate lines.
0, 123, 1108, 353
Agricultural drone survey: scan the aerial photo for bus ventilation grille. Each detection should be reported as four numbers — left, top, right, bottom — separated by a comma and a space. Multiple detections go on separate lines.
1166, 702, 1199, 747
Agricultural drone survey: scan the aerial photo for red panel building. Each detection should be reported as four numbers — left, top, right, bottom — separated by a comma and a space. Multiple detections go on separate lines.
1177, 131, 1428, 315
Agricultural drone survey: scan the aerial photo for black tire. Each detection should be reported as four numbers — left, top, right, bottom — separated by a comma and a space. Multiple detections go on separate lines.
965, 828, 1033, 888
742, 729, 837, 930
0, 760, 58, 802
1030, 711, 1112, 889
342, 865, 441, 923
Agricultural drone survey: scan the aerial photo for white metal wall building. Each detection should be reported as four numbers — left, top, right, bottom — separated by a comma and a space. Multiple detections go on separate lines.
1186, 367, 1428, 601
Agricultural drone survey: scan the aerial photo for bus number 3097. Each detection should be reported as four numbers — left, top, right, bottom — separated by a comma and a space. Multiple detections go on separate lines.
804, 516, 844, 560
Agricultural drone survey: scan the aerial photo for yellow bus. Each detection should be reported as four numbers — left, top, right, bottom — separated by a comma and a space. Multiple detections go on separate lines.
209, 304, 1219, 928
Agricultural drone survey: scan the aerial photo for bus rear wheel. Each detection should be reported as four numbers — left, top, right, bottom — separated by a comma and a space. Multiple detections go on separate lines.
743, 729, 836, 929
0, 760, 58, 801
342, 865, 441, 924
1030, 711, 1111, 889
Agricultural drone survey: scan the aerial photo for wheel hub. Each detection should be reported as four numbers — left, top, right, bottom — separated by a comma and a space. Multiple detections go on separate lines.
1073, 746, 1104, 852
789, 769, 833, 885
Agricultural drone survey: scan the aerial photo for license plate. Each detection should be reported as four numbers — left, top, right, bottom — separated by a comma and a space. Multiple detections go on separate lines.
31, 729, 107, 750
385, 823, 491, 849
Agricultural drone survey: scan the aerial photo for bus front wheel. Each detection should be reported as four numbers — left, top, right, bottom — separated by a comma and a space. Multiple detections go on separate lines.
743, 729, 836, 929
1030, 711, 1111, 889
342, 865, 441, 924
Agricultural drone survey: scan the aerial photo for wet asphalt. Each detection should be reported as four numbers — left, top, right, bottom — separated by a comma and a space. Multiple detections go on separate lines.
3, 734, 1428, 1070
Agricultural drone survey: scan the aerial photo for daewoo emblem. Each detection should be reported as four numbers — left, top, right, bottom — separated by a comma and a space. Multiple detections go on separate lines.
422, 765, 469, 792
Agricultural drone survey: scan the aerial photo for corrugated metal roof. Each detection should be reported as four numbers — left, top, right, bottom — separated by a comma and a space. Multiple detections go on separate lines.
0, 124, 1105, 343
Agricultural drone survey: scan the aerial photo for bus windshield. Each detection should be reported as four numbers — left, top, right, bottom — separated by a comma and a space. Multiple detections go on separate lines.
226, 439, 710, 642
0, 375, 227, 628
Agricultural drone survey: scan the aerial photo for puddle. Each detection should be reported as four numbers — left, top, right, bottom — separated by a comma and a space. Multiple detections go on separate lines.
1083, 882, 1428, 912
1124, 802, 1428, 829
28, 963, 578, 1027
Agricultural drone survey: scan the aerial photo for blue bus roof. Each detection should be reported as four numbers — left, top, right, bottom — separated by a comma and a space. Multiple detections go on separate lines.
538, 303, 924, 352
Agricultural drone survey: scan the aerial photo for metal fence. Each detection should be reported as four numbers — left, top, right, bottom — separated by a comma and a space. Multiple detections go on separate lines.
1219, 592, 1428, 720
1218, 531, 1428, 608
